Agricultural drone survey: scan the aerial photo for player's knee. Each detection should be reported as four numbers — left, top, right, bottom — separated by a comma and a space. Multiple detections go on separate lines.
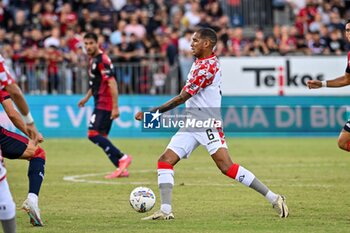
158, 155, 176, 166
88, 130, 99, 142
337, 139, 349, 151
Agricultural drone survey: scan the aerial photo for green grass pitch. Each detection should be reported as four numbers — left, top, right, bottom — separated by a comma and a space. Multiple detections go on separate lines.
5, 137, 350, 233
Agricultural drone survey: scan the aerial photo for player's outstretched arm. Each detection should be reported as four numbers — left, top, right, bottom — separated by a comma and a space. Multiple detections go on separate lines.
4, 82, 30, 116
4, 82, 43, 144
135, 90, 191, 121
78, 89, 92, 107
307, 73, 350, 89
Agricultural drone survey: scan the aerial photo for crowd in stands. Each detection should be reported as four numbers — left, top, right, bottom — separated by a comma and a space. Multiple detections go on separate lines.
0, 0, 349, 94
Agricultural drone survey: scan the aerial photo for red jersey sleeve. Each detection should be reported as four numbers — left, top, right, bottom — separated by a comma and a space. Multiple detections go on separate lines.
182, 61, 217, 96
98, 54, 115, 80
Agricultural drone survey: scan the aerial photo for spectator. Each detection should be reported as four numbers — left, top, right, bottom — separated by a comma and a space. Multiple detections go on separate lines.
124, 14, 146, 39
266, 35, 280, 55
178, 29, 193, 83
249, 28, 269, 56
328, 11, 345, 31
60, 38, 76, 95
279, 25, 297, 55
41, 2, 58, 33
9, 9, 29, 35
112, 33, 139, 93
227, 27, 250, 56
182, 1, 201, 28
45, 45, 63, 94
60, 3, 78, 35
44, 27, 61, 49
96, 0, 116, 34
308, 30, 329, 55
0, 1, 12, 31
309, 12, 323, 32
327, 29, 346, 55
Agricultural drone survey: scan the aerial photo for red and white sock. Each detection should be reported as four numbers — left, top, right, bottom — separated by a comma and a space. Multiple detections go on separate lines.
157, 161, 174, 214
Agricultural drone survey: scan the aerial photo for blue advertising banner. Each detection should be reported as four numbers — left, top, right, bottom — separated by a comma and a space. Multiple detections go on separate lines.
0, 95, 349, 137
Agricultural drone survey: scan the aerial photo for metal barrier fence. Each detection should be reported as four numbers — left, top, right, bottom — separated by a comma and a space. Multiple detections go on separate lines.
220, 0, 273, 28
8, 60, 180, 95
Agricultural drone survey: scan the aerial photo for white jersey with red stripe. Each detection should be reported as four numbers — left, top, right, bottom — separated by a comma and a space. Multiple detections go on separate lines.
182, 54, 222, 119
167, 54, 227, 157
0, 55, 14, 90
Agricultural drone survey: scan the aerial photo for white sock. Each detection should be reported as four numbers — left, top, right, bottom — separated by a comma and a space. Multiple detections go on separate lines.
158, 169, 174, 214
27, 193, 38, 205
160, 204, 172, 214
265, 190, 278, 204
120, 155, 127, 160
235, 166, 255, 186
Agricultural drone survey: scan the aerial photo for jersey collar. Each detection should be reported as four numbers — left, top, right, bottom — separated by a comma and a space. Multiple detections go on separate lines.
196, 53, 216, 62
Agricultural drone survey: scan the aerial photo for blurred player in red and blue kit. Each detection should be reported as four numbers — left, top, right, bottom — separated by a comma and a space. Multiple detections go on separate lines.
0, 54, 45, 227
78, 32, 132, 178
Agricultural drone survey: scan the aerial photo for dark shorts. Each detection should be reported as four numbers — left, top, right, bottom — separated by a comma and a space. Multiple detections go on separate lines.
88, 108, 113, 135
343, 120, 350, 132
0, 126, 28, 159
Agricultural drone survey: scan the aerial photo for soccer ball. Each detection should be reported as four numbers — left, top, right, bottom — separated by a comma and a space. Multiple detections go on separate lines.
129, 187, 156, 213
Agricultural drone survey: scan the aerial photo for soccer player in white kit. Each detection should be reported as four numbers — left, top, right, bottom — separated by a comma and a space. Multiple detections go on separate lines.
0, 148, 16, 233
135, 28, 289, 220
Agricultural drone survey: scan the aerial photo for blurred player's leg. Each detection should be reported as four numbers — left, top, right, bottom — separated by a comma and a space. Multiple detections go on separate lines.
0, 129, 45, 225
0, 164, 16, 233
21, 145, 45, 226
88, 109, 132, 178
212, 148, 289, 218
88, 131, 132, 178
142, 155, 176, 221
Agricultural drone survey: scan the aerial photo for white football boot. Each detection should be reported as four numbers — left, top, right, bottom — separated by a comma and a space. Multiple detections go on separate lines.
142, 210, 175, 220
272, 195, 289, 218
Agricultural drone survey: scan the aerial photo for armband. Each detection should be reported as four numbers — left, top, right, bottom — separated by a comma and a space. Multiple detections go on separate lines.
321, 80, 327, 87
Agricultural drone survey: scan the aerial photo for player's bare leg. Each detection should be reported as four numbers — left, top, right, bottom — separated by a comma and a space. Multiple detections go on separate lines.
142, 149, 179, 220
337, 129, 350, 151
211, 148, 289, 218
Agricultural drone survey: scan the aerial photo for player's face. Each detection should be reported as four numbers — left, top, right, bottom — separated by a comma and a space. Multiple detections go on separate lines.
346, 23, 350, 42
191, 32, 205, 58
84, 38, 98, 56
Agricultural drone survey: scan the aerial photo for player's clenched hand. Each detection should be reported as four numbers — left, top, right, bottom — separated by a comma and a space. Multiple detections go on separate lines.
307, 80, 322, 89
111, 108, 120, 119
78, 98, 87, 107
26, 123, 43, 145
135, 111, 143, 121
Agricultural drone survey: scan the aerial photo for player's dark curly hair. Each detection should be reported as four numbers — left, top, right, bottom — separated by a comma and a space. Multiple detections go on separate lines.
197, 28, 217, 48
84, 32, 98, 42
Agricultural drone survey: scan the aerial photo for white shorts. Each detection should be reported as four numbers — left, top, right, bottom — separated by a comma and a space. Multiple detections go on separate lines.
167, 128, 227, 159
0, 177, 16, 220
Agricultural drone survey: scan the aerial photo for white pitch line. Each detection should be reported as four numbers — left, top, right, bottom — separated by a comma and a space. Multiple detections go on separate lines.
63, 171, 339, 188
